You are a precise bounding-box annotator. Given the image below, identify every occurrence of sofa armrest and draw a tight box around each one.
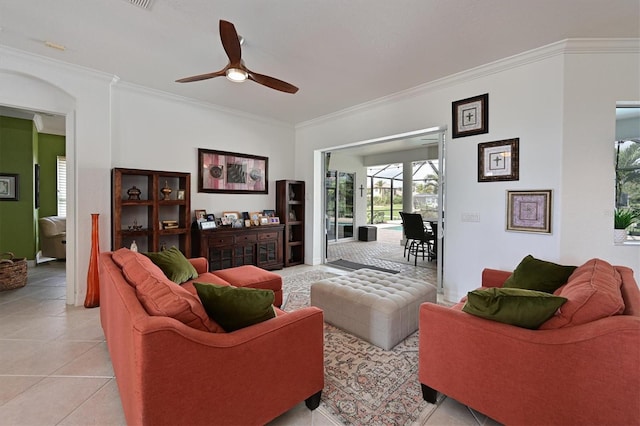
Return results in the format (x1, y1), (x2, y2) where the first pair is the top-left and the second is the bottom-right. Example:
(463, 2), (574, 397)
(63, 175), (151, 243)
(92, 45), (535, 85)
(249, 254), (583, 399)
(418, 302), (640, 425)
(480, 268), (511, 287)
(188, 257), (209, 274)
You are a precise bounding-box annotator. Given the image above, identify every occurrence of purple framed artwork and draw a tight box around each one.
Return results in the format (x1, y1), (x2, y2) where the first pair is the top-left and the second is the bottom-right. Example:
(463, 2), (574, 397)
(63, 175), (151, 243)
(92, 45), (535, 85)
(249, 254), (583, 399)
(506, 190), (552, 233)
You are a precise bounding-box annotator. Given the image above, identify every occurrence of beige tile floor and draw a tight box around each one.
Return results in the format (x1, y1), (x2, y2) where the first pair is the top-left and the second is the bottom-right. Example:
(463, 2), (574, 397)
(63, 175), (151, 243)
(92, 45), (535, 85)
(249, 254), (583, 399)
(0, 230), (500, 425)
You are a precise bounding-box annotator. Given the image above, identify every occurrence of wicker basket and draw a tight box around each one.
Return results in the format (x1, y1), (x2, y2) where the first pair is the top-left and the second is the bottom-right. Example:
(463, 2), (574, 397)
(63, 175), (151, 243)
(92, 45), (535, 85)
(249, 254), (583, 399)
(0, 252), (27, 291)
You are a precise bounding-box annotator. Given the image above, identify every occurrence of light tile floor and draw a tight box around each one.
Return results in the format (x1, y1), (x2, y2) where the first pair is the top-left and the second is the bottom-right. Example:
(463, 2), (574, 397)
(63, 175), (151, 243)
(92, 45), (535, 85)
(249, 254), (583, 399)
(0, 230), (501, 425)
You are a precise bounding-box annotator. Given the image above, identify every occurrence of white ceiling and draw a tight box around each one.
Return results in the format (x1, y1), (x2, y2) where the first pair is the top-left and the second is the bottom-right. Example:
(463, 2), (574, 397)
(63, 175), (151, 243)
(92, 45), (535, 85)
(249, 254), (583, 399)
(1, 0), (638, 127)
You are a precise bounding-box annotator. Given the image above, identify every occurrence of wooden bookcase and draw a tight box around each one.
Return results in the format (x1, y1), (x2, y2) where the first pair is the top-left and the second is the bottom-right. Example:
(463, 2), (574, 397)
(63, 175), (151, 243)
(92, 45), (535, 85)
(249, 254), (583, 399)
(112, 168), (191, 256)
(276, 180), (305, 266)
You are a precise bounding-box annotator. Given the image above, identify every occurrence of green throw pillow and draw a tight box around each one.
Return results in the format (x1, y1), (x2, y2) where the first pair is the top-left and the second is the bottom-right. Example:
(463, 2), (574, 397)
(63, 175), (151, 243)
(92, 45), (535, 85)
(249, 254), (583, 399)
(462, 287), (567, 329)
(503, 255), (577, 293)
(194, 283), (276, 332)
(143, 246), (198, 284)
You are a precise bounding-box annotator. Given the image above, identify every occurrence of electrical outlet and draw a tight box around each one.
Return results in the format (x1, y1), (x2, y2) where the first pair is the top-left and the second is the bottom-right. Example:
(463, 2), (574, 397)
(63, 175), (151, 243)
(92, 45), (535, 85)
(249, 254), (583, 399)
(461, 212), (480, 222)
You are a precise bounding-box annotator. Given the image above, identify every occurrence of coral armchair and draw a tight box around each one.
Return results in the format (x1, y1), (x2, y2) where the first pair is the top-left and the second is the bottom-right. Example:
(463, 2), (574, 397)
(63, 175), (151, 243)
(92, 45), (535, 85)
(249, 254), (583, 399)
(419, 266), (640, 426)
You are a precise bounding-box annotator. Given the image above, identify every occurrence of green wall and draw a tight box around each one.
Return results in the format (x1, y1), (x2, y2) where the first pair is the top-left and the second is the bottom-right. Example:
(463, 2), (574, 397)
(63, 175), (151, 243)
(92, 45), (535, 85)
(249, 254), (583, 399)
(0, 116), (36, 259)
(38, 133), (65, 218)
(0, 117), (65, 260)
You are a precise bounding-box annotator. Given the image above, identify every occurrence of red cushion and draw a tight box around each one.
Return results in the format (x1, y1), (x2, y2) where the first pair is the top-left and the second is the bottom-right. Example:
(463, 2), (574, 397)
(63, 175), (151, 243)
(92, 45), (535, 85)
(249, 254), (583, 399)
(212, 265), (281, 292)
(181, 272), (232, 295)
(540, 258), (625, 329)
(111, 248), (224, 333)
(212, 265), (283, 307)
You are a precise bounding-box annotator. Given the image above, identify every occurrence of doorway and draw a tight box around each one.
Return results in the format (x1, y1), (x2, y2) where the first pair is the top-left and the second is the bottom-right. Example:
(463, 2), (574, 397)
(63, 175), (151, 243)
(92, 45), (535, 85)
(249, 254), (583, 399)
(320, 127), (446, 290)
(325, 170), (355, 243)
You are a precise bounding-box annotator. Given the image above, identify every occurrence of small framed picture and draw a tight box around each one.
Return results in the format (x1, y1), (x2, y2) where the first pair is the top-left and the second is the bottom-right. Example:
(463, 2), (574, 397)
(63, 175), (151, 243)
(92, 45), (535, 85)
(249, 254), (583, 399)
(244, 219), (252, 227)
(478, 138), (519, 182)
(0, 173), (19, 201)
(263, 209), (275, 218)
(194, 209), (207, 222)
(452, 93), (489, 138)
(260, 217), (269, 225)
(222, 211), (241, 221)
(200, 221), (217, 230)
(206, 213), (215, 222)
(506, 190), (552, 234)
(270, 217), (280, 224)
(177, 190), (185, 200)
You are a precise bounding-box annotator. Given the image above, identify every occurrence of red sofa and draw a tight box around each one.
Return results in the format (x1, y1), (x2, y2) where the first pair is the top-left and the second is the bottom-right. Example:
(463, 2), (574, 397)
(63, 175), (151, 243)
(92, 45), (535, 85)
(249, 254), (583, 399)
(419, 258), (640, 426)
(99, 249), (324, 425)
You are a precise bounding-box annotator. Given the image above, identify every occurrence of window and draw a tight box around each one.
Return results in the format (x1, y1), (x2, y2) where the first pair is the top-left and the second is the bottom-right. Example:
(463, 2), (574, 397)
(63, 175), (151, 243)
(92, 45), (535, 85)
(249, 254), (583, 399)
(56, 156), (66, 217)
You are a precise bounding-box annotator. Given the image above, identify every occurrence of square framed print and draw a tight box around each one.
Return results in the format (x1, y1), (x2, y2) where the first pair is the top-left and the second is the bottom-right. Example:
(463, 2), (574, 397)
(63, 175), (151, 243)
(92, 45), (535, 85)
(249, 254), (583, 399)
(452, 93), (489, 138)
(506, 190), (552, 233)
(0, 173), (19, 201)
(198, 149), (268, 194)
(478, 138), (519, 182)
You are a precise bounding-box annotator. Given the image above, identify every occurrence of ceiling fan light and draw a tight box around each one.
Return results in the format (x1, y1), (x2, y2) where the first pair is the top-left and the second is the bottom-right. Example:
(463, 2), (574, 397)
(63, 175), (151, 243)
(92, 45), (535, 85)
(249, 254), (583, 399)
(226, 68), (248, 82)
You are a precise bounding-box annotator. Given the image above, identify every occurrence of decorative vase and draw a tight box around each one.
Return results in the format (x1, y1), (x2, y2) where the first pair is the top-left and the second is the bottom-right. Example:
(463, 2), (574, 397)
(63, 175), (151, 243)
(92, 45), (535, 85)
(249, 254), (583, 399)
(614, 228), (628, 244)
(84, 213), (100, 308)
(126, 185), (141, 200)
(161, 180), (172, 200)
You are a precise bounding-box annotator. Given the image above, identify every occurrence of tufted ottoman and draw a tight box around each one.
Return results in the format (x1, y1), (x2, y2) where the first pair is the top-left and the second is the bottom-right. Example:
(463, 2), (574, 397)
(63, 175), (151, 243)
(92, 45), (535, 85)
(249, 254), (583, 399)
(310, 269), (437, 350)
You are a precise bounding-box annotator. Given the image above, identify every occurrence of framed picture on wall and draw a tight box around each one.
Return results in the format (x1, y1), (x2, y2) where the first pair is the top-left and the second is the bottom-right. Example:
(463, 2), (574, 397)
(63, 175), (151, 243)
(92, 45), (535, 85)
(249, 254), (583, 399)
(0, 173), (19, 201)
(506, 190), (552, 233)
(198, 149), (268, 194)
(452, 93), (489, 138)
(478, 138), (519, 182)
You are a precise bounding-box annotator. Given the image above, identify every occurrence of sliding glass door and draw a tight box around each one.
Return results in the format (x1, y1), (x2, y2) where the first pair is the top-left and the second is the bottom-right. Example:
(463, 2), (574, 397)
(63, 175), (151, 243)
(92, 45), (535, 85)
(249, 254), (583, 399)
(325, 170), (355, 243)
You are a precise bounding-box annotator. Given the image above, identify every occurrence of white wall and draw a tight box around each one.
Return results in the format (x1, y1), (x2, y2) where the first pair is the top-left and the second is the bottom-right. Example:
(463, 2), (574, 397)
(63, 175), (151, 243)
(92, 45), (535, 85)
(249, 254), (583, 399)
(111, 84), (295, 218)
(559, 45), (640, 268)
(1, 46), (113, 305)
(1, 47), (295, 306)
(296, 39), (640, 302)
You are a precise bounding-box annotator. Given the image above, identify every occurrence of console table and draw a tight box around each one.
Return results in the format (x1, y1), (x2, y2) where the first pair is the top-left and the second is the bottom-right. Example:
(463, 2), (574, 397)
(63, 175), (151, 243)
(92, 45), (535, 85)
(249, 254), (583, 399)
(192, 225), (284, 271)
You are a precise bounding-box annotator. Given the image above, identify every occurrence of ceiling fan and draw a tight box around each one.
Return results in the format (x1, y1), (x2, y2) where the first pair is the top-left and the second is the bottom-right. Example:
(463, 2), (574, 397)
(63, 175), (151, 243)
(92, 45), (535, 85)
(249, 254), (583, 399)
(176, 20), (299, 94)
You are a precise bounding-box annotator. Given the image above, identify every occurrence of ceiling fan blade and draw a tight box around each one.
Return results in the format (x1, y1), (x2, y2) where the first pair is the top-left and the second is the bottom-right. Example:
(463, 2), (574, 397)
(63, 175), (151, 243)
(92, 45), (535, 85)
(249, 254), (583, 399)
(247, 70), (299, 94)
(219, 20), (242, 65)
(175, 69), (226, 83)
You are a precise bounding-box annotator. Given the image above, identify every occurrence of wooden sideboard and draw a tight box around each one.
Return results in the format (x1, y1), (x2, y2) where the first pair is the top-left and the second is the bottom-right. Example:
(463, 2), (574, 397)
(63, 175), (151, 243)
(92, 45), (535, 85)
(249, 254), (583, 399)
(192, 225), (284, 271)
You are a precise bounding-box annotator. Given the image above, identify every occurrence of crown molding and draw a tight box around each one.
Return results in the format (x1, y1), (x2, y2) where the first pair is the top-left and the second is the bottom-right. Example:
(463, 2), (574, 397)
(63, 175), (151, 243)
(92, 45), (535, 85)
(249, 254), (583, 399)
(297, 38), (639, 129)
(112, 80), (294, 129)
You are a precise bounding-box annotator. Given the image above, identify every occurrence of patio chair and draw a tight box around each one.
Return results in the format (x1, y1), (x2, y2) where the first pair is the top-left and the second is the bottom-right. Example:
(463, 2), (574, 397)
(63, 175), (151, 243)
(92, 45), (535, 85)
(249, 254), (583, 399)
(401, 212), (434, 266)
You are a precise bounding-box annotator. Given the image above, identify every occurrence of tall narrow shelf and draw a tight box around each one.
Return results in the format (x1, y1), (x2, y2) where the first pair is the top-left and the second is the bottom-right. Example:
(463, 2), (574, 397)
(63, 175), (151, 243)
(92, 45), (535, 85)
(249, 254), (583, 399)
(112, 168), (191, 256)
(276, 180), (305, 266)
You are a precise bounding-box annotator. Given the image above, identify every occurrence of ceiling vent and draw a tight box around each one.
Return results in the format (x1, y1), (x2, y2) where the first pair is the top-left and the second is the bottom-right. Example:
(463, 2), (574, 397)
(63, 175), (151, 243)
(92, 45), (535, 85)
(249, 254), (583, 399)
(126, 0), (153, 10)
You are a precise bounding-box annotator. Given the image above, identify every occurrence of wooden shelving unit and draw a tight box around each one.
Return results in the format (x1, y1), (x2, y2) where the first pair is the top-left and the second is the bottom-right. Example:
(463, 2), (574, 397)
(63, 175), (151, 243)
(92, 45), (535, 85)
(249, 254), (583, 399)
(276, 180), (305, 266)
(112, 168), (191, 256)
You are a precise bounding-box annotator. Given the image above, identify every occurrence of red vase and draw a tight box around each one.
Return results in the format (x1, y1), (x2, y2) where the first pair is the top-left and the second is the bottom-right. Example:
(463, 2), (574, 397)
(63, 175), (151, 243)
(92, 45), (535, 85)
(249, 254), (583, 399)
(84, 213), (100, 308)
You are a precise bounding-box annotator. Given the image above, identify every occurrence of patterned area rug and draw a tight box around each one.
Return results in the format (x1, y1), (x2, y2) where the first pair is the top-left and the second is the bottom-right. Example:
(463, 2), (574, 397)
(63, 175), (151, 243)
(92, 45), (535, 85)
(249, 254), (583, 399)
(282, 270), (438, 425)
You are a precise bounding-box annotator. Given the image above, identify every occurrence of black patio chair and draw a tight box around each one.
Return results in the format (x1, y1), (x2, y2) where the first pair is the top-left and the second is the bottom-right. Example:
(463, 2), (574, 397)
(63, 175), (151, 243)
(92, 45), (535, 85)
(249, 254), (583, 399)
(401, 212), (434, 266)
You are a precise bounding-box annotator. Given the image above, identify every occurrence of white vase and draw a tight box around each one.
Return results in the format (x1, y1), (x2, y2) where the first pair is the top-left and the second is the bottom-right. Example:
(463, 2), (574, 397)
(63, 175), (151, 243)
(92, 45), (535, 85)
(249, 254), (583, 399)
(614, 229), (628, 244)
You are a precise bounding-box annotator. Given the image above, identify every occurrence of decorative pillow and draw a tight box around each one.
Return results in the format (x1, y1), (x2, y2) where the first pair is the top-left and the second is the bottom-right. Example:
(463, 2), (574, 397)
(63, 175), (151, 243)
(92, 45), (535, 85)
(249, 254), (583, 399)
(539, 258), (625, 329)
(143, 246), (198, 284)
(462, 287), (567, 329)
(503, 255), (577, 293)
(111, 249), (224, 333)
(194, 283), (276, 332)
